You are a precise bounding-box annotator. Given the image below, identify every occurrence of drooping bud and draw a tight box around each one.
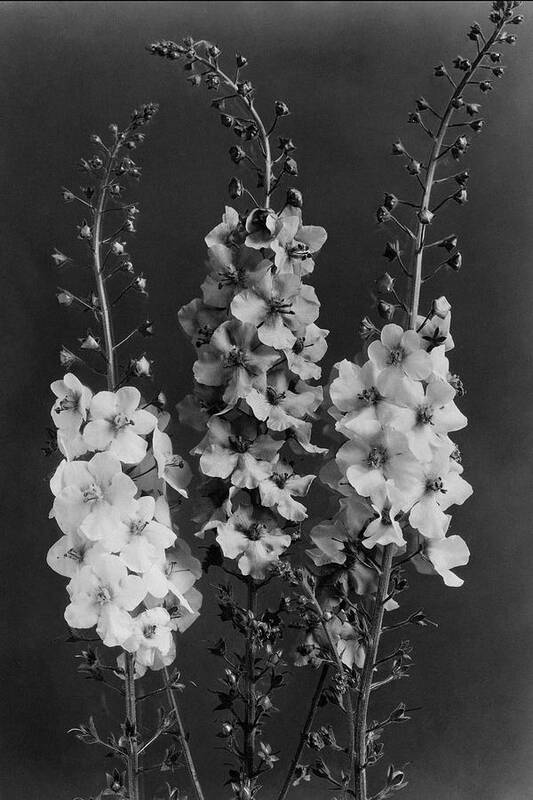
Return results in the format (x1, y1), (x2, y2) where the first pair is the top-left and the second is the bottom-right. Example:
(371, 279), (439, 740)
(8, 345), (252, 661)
(56, 290), (74, 306)
(447, 252), (462, 271)
(134, 275), (148, 295)
(406, 159), (421, 175)
(439, 234), (458, 251)
(59, 347), (81, 368)
(51, 249), (70, 267)
(375, 272), (395, 293)
(360, 316), (379, 340)
(228, 177), (243, 200)
(275, 100), (290, 117)
(376, 206), (391, 224)
(79, 332), (101, 350)
(61, 188), (75, 203)
(391, 140), (406, 155)
(431, 296), (451, 318)
(383, 241), (401, 262)
(220, 113), (233, 128)
(138, 320), (154, 337)
(453, 188), (468, 204)
(383, 193), (399, 210)
(416, 97), (430, 111)
(229, 145), (246, 164)
(286, 187), (303, 208)
(283, 157), (298, 176)
(236, 52), (248, 68)
(377, 300), (396, 321)
(130, 354), (153, 377)
(78, 221), (92, 240)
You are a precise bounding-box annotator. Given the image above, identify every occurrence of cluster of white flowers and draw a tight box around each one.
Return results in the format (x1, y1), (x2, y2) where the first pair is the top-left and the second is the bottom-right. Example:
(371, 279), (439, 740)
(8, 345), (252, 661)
(177, 203), (328, 578)
(48, 376), (202, 674)
(310, 303), (471, 591)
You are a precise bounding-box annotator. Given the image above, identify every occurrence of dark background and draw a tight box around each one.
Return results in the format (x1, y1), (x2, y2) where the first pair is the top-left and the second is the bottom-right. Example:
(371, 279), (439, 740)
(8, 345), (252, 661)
(2, 2), (533, 798)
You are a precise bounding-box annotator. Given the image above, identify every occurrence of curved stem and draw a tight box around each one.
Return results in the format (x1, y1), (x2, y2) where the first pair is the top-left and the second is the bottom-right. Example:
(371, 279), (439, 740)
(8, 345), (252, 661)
(91, 136), (139, 800)
(407, 18), (506, 328)
(191, 50), (272, 201)
(276, 663), (329, 800)
(163, 666), (206, 800)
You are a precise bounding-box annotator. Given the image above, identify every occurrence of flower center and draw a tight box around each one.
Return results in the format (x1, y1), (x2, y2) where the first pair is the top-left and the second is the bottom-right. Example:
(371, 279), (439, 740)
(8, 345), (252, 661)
(426, 476), (446, 493)
(195, 324), (214, 348)
(247, 522), (266, 541)
(272, 472), (289, 488)
(381, 508), (393, 526)
(224, 347), (247, 369)
(229, 435), (251, 454)
(143, 624), (157, 639)
(367, 445), (388, 470)
(57, 393), (79, 412)
(388, 346), (405, 366)
(95, 585), (112, 604)
(130, 518), (148, 536)
(416, 404), (434, 425)
(292, 337), (305, 355)
(266, 387), (286, 406)
(357, 387), (381, 405)
(269, 297), (293, 316)
(288, 241), (310, 260)
(113, 412), (132, 430)
(82, 482), (103, 503)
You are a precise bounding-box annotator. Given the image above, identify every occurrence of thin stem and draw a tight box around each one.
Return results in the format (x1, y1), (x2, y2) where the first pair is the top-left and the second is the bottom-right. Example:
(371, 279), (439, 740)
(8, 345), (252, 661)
(407, 18), (506, 328)
(244, 578), (258, 779)
(125, 653), (140, 800)
(163, 667), (206, 800)
(276, 663), (329, 800)
(353, 546), (394, 800)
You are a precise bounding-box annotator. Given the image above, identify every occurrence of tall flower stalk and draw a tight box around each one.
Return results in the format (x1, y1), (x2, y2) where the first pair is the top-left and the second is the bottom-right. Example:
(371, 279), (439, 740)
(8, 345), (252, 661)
(48, 106), (204, 800)
(149, 37), (329, 798)
(279, 2), (524, 799)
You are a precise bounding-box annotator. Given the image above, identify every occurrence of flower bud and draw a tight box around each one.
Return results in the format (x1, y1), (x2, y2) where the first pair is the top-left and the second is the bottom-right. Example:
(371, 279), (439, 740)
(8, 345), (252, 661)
(447, 252), (462, 271)
(383, 193), (398, 210)
(467, 22), (482, 40)
(431, 295), (451, 318)
(61, 188), (75, 203)
(130, 354), (153, 377)
(360, 316), (378, 340)
(418, 208), (434, 225)
(466, 102), (481, 116)
(383, 241), (400, 261)
(134, 276), (148, 294)
(492, 66), (505, 77)
(278, 136), (295, 153)
(453, 188), (468, 204)
(237, 80), (253, 96)
(79, 333), (101, 350)
(455, 171), (469, 186)
(453, 55), (471, 71)
(377, 300), (396, 321)
(207, 43), (221, 58)
(220, 113), (233, 128)
(236, 52), (248, 68)
(489, 51), (502, 62)
(469, 118), (484, 133)
(376, 206), (391, 223)
(138, 320), (154, 337)
(451, 96), (465, 109)
(220, 721), (233, 737)
(408, 111), (422, 124)
(479, 80), (493, 92)
(56, 291), (74, 306)
(60, 347), (81, 368)
(111, 241), (126, 256)
(229, 145), (246, 164)
(51, 249), (70, 267)
(439, 234), (458, 251)
(406, 159), (421, 175)
(391, 140), (406, 155)
(228, 177), (243, 200)
(499, 32), (517, 43)
(434, 63), (447, 77)
(78, 221), (92, 240)
(416, 97), (430, 111)
(375, 272), (395, 293)
(286, 187), (303, 208)
(275, 100), (290, 116)
(512, 14), (524, 23)
(283, 157), (298, 176)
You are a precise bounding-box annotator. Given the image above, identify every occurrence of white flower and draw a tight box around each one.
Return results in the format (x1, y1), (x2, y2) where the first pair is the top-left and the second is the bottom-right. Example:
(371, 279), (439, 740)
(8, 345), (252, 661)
(119, 496), (176, 574)
(65, 553), (146, 648)
(423, 534), (470, 586)
(381, 378), (467, 461)
(52, 452), (137, 542)
(84, 387), (156, 464)
(330, 359), (391, 438)
(205, 205), (242, 261)
(362, 481), (406, 549)
(336, 427), (420, 498)
(417, 310), (454, 352)
(246, 370), (318, 431)
(214, 506), (291, 579)
(283, 323), (328, 380)
(367, 323), (432, 394)
(258, 462), (314, 522)
(271, 208), (327, 276)
(128, 607), (174, 669)
(153, 427), (192, 496)
(193, 417), (282, 489)
(50, 373), (92, 432)
(408, 448), (473, 539)
(47, 530), (93, 578)
(308, 497), (373, 566)
(231, 271), (320, 350)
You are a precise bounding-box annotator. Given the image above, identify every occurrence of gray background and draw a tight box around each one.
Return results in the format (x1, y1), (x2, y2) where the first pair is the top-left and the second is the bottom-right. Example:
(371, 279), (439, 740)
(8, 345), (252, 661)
(1, 2), (533, 798)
